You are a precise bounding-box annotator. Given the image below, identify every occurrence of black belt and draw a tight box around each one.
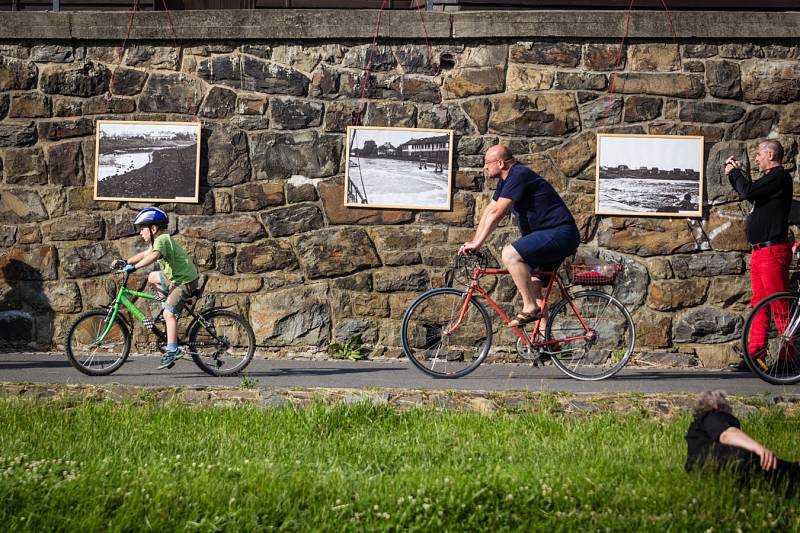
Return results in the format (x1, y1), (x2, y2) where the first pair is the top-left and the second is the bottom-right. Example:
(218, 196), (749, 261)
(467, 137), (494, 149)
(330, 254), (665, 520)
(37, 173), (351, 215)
(752, 238), (789, 250)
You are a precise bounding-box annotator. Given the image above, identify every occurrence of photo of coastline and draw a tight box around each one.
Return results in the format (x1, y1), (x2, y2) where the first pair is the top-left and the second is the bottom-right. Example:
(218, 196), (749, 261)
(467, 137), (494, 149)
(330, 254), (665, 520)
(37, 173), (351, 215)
(345, 126), (454, 210)
(94, 121), (201, 203)
(595, 134), (704, 217)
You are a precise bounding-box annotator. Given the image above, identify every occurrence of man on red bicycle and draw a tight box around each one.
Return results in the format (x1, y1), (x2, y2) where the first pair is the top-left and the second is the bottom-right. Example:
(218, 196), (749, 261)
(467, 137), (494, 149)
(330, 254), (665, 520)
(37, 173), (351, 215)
(460, 144), (580, 327)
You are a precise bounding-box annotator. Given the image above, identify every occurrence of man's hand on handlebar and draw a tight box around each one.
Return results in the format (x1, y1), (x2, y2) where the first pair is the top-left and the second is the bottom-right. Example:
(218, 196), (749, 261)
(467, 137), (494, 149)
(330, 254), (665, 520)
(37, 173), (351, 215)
(459, 242), (480, 256)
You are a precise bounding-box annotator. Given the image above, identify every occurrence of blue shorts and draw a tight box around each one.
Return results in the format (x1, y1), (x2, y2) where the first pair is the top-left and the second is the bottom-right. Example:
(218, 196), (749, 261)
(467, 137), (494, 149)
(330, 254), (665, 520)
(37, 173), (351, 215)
(512, 224), (581, 273)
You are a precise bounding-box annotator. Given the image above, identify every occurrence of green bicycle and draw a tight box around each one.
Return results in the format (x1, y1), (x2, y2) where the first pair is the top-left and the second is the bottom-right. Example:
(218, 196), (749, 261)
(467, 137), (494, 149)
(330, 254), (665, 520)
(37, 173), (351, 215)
(65, 267), (256, 377)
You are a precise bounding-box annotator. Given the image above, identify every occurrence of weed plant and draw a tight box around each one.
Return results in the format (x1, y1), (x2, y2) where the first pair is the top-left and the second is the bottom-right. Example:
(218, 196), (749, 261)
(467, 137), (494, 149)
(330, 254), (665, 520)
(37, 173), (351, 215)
(0, 398), (798, 531)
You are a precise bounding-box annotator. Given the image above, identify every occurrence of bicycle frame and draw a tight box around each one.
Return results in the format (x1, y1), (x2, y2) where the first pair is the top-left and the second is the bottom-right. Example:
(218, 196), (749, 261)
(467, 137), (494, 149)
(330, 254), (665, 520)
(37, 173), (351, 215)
(97, 273), (161, 343)
(454, 266), (593, 350)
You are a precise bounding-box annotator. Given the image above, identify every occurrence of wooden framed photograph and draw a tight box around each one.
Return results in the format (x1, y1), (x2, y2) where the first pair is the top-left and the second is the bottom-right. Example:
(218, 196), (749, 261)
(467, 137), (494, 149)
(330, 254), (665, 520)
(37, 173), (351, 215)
(345, 126), (454, 210)
(595, 133), (704, 217)
(94, 120), (201, 203)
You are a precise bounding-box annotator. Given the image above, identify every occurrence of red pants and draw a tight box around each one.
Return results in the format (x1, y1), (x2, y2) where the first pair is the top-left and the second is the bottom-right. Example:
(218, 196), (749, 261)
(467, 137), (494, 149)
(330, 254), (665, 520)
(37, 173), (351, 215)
(748, 243), (793, 357)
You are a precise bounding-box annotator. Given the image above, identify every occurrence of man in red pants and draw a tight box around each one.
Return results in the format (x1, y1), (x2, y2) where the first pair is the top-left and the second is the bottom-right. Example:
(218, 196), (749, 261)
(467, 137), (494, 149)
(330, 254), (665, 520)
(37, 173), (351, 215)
(725, 139), (793, 371)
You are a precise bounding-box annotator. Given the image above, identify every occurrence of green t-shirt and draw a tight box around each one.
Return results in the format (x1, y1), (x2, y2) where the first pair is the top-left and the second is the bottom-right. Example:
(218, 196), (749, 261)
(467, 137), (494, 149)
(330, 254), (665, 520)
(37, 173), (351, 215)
(152, 233), (199, 285)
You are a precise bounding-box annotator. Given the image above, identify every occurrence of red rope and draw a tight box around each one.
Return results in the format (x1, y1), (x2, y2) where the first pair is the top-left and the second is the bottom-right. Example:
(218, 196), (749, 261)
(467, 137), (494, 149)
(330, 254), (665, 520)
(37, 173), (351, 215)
(413, 0), (448, 128)
(105, 0), (141, 113)
(354, 0), (390, 127)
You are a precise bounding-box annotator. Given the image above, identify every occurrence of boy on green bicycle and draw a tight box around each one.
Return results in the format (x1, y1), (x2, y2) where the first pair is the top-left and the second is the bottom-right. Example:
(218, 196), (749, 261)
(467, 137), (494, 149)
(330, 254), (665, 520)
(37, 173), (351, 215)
(112, 207), (199, 369)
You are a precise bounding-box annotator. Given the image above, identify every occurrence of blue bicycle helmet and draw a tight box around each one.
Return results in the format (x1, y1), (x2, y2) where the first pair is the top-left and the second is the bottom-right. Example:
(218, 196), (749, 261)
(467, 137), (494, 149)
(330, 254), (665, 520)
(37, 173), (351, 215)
(133, 207), (169, 229)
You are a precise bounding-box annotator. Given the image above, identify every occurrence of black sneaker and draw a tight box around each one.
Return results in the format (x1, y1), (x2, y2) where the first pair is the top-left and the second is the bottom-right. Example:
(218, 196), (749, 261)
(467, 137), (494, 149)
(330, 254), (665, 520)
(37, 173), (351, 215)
(727, 359), (751, 372)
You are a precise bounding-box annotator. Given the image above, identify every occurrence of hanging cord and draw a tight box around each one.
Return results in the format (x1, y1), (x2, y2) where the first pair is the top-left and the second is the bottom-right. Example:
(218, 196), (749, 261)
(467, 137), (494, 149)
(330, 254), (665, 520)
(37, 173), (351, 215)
(412, 0), (449, 128)
(105, 0), (182, 114)
(353, 0), (390, 127)
(349, 128), (370, 204)
(105, 0), (141, 113)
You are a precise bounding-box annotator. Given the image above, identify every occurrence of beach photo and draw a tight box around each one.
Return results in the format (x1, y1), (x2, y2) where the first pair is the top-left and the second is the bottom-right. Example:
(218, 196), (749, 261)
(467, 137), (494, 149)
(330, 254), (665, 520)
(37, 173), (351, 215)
(345, 126), (454, 210)
(595, 134), (704, 217)
(94, 120), (201, 203)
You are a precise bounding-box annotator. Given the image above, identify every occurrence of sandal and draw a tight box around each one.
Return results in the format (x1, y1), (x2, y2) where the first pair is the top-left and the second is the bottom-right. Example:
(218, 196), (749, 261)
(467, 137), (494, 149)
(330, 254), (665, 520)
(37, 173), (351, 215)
(508, 308), (542, 327)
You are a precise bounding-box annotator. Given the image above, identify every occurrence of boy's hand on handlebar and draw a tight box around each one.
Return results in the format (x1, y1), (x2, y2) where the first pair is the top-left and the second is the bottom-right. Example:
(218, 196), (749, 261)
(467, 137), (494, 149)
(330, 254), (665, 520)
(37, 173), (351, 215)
(122, 264), (137, 273)
(111, 259), (127, 270)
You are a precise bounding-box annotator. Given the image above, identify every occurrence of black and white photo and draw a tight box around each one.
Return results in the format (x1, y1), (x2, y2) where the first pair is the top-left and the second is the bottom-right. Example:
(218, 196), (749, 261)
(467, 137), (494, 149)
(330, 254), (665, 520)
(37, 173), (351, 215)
(94, 120), (201, 203)
(345, 126), (453, 210)
(595, 134), (704, 217)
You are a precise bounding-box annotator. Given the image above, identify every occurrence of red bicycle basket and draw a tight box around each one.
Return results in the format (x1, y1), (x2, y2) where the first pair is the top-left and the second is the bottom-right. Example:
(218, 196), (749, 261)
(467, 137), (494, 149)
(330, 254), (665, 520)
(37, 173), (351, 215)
(567, 262), (624, 285)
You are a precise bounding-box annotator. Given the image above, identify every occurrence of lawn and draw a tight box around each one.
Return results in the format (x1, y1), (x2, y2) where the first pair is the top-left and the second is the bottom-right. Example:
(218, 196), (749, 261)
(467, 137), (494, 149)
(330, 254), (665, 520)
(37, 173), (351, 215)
(1, 396), (798, 531)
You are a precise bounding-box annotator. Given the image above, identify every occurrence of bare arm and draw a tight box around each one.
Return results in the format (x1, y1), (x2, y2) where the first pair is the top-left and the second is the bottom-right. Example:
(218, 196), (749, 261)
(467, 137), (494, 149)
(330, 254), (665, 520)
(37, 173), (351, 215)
(462, 198), (513, 253)
(719, 427), (778, 471)
(127, 250), (161, 270)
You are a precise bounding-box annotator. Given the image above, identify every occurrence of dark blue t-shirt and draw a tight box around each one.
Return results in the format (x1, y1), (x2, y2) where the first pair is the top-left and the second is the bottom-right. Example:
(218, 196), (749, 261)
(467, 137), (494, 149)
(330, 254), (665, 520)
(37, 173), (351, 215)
(492, 163), (576, 236)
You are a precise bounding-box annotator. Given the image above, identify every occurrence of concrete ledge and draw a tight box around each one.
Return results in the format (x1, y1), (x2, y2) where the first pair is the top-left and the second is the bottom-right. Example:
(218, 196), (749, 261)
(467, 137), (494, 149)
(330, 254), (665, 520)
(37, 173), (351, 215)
(1, 10), (799, 41)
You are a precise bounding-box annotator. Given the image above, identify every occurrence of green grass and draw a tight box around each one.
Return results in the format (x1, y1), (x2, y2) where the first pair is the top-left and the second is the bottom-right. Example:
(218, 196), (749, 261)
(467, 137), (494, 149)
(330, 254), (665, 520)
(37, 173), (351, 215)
(1, 398), (799, 531)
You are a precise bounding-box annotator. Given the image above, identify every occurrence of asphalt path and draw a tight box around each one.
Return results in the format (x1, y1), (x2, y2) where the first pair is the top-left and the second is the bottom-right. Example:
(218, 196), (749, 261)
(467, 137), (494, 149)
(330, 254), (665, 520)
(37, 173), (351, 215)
(1, 353), (798, 395)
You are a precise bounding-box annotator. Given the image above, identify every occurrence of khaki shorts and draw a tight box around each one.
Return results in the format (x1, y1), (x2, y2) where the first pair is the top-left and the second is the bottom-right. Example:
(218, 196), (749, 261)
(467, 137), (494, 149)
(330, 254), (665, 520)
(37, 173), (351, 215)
(158, 272), (198, 315)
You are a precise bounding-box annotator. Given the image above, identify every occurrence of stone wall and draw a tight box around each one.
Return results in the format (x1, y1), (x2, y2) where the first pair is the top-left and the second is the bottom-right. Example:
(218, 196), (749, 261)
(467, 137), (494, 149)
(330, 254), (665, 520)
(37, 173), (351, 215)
(2, 10), (800, 366)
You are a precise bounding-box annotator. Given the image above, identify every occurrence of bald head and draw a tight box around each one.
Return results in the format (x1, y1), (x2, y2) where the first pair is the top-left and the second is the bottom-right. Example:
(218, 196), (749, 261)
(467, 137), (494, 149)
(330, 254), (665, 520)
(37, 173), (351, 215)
(760, 139), (784, 162)
(486, 144), (514, 162)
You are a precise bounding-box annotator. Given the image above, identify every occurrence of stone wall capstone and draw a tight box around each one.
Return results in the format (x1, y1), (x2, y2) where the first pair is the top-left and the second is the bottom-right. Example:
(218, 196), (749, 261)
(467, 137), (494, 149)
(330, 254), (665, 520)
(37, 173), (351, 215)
(1, 10), (799, 367)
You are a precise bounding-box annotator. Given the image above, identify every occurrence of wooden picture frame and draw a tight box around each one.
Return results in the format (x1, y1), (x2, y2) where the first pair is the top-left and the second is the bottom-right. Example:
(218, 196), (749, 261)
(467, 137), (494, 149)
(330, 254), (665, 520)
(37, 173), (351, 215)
(595, 133), (704, 217)
(94, 120), (201, 203)
(345, 126), (454, 210)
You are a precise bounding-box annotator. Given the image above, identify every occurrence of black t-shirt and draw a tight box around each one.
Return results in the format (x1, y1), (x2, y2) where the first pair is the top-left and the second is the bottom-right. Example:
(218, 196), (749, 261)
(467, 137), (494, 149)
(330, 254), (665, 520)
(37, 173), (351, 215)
(492, 163), (576, 236)
(685, 410), (741, 471)
(728, 166), (793, 244)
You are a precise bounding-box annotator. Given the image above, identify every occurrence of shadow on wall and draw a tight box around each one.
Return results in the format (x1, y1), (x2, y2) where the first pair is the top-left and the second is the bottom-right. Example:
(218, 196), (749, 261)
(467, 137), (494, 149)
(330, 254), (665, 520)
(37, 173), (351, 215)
(0, 260), (53, 353)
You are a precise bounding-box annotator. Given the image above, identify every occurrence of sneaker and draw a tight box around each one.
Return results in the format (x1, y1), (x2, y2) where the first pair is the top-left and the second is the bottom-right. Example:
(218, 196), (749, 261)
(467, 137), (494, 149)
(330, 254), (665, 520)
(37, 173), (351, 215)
(727, 359), (751, 372)
(157, 348), (184, 369)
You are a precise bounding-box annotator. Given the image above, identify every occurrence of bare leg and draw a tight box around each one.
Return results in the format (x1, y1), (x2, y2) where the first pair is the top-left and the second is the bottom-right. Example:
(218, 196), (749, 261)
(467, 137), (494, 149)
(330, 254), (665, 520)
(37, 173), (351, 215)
(502, 245), (539, 314)
(147, 271), (177, 346)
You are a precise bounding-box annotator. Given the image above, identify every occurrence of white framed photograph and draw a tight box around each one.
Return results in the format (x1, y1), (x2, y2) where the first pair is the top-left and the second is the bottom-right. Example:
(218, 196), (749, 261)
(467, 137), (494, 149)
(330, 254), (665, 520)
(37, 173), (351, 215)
(596, 133), (704, 217)
(94, 120), (201, 203)
(345, 126), (454, 210)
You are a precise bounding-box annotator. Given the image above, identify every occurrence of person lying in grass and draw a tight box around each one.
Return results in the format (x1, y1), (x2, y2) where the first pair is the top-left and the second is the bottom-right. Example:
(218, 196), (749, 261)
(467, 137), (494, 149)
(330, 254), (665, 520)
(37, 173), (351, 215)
(685, 390), (800, 497)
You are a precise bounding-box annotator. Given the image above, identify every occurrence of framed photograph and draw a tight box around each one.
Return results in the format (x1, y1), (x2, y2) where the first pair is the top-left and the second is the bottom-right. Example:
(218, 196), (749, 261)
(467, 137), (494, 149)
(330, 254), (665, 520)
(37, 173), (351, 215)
(595, 134), (704, 217)
(345, 126), (454, 210)
(94, 120), (201, 203)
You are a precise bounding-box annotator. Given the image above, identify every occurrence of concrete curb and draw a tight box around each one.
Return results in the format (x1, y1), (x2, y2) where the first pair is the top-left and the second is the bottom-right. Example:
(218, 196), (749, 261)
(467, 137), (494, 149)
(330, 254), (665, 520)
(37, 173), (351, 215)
(2, 382), (798, 418)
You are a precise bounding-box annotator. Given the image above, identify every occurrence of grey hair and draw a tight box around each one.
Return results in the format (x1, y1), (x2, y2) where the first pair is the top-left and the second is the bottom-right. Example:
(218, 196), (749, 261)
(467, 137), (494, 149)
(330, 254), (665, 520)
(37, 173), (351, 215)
(693, 390), (732, 416)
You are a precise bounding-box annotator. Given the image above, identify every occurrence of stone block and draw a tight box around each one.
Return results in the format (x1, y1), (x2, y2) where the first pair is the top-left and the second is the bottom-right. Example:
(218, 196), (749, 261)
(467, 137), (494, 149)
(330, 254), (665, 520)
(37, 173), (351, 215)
(4, 147), (46, 185)
(608, 72), (704, 98)
(179, 214), (266, 243)
(39, 61), (110, 97)
(270, 98), (324, 129)
(443, 66), (504, 99)
(0, 189), (48, 223)
(623, 95), (662, 123)
(741, 59), (800, 104)
(554, 71), (607, 91)
(548, 131), (595, 178)
(232, 182), (284, 211)
(584, 43), (624, 70)
(597, 218), (696, 257)
(510, 42), (580, 67)
(705, 60), (741, 99)
(109, 67), (147, 96)
(295, 227), (381, 279)
(124, 46), (180, 70)
(678, 101), (744, 123)
(0, 121), (37, 147)
(60, 242), (119, 278)
(8, 93), (50, 118)
(46, 140), (84, 186)
(197, 55), (309, 96)
(671, 252), (744, 278)
(460, 98), (491, 135)
(250, 284), (331, 346)
(0, 56), (37, 91)
(262, 204), (324, 237)
(506, 64), (553, 92)
(236, 240), (297, 273)
(0, 245), (58, 281)
(673, 307), (742, 344)
(44, 213), (104, 241)
(488, 93), (579, 136)
(205, 122), (251, 187)
(138, 72), (205, 114)
(627, 44), (680, 71)
(199, 86), (237, 119)
(647, 278), (708, 311)
(373, 267), (429, 293)
(250, 131), (341, 180)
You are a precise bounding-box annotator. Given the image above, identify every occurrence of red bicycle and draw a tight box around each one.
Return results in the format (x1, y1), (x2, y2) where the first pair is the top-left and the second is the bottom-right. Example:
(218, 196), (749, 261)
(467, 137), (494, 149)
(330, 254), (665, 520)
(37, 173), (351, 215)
(400, 251), (635, 380)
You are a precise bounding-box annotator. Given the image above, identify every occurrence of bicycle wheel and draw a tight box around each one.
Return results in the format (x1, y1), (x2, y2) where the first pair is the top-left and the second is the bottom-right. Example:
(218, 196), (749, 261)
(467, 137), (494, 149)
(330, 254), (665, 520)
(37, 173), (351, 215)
(65, 310), (131, 376)
(400, 288), (493, 378)
(545, 290), (634, 381)
(187, 309), (256, 376)
(742, 292), (800, 385)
